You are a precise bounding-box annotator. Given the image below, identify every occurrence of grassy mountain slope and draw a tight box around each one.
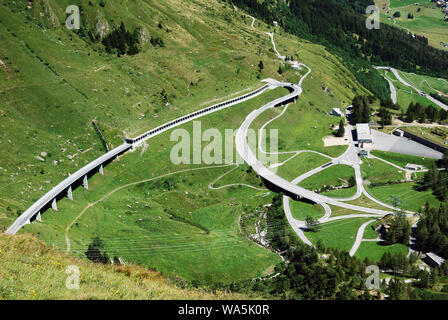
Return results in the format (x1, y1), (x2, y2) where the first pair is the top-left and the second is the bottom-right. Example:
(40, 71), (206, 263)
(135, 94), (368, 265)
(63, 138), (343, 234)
(0, 233), (253, 299)
(1, 0), (375, 289)
(0, 0), (291, 228)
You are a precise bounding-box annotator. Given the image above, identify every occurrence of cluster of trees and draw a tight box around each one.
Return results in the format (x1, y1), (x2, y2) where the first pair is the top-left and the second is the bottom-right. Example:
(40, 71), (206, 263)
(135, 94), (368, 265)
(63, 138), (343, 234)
(351, 95), (373, 124)
(418, 155), (448, 201)
(150, 36), (165, 48)
(213, 193), (446, 300)
(265, 195), (300, 253)
(414, 265), (448, 289)
(379, 252), (413, 273)
(335, 119), (345, 137)
(228, 0), (448, 103)
(245, 194), (373, 299)
(85, 237), (110, 264)
(415, 203), (448, 258)
(305, 216), (320, 232)
(263, 245), (373, 299)
(378, 107), (392, 127)
(224, 239), (375, 298)
(381, 99), (401, 110)
(257, 60), (264, 79)
(383, 212), (411, 245)
(101, 22), (140, 56)
(405, 102), (448, 123)
(377, 250), (448, 299)
(277, 64), (285, 75)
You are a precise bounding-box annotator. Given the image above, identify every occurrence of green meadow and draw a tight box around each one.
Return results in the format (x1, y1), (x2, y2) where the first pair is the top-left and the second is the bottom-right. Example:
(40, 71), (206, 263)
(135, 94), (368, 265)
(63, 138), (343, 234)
(289, 199), (325, 221)
(298, 165), (356, 195)
(376, 0), (448, 51)
(366, 182), (441, 212)
(361, 157), (406, 184)
(306, 218), (373, 252)
(370, 150), (437, 169)
(355, 241), (408, 262)
(19, 87), (289, 284)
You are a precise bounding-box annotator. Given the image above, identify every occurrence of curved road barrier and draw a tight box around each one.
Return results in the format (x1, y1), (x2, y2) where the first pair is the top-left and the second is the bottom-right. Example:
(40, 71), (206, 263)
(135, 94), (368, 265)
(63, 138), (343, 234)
(235, 80), (393, 216)
(127, 84), (271, 147)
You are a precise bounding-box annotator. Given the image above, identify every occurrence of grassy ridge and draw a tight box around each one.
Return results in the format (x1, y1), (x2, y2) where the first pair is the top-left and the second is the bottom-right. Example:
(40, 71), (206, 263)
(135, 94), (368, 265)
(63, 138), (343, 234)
(298, 165), (355, 191)
(371, 150), (437, 168)
(0, 233), (253, 300)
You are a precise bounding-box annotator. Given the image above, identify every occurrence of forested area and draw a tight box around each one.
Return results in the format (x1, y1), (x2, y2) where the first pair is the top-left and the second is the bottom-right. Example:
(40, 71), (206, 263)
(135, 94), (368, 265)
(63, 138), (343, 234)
(222, 195), (375, 299)
(383, 212), (411, 245)
(217, 194), (444, 299)
(416, 204), (448, 259)
(405, 102), (448, 123)
(415, 153), (448, 259)
(378, 106), (392, 126)
(226, 0), (448, 103)
(351, 95), (373, 123)
(418, 156), (448, 202)
(101, 22), (141, 56)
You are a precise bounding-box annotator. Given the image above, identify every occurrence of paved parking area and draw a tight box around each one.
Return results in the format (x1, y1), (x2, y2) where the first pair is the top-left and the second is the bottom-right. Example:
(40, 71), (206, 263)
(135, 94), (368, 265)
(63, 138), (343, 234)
(371, 130), (443, 159)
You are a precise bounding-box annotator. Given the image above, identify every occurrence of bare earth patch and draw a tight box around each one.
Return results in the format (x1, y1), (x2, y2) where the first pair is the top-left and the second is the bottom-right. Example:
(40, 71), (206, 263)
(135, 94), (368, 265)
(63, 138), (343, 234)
(0, 59), (9, 72)
(323, 136), (348, 147)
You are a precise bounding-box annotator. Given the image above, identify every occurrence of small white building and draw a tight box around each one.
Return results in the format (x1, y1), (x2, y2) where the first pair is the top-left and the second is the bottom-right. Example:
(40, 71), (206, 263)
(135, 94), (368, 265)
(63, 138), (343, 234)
(356, 123), (373, 144)
(405, 163), (424, 171)
(273, 21), (278, 26)
(331, 108), (344, 117)
(394, 129), (404, 137)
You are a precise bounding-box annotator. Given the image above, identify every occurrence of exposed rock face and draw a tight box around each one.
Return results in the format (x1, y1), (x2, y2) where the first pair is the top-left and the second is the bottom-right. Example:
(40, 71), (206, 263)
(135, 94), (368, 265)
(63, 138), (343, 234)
(95, 11), (110, 38)
(41, 1), (58, 28)
(140, 29), (148, 45)
(0, 59), (9, 73)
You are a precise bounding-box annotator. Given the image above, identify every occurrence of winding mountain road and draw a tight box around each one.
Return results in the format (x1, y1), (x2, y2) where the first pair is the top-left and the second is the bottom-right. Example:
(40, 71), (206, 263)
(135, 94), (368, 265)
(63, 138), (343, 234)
(376, 66), (448, 110)
(349, 219), (376, 257)
(8, 17), (424, 261)
(233, 30), (425, 257)
(234, 79), (393, 216)
(6, 83), (273, 235)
